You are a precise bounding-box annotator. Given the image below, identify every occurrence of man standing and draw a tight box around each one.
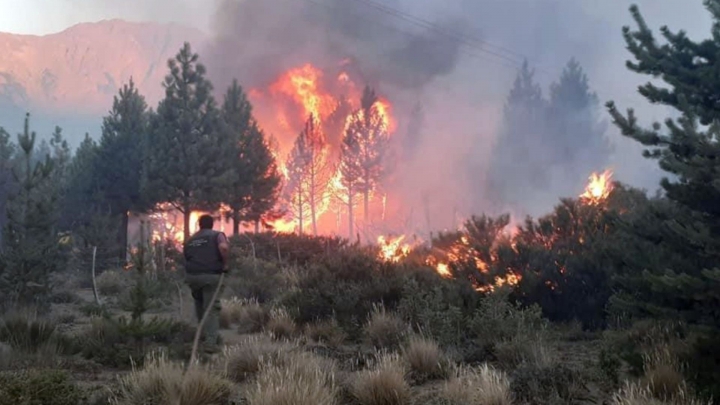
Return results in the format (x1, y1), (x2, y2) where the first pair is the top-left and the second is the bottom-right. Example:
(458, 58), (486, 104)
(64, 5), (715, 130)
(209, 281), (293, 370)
(183, 214), (229, 353)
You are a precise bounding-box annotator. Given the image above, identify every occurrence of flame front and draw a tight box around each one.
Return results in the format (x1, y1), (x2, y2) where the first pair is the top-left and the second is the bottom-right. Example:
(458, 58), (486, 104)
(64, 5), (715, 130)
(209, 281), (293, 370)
(377, 235), (413, 263)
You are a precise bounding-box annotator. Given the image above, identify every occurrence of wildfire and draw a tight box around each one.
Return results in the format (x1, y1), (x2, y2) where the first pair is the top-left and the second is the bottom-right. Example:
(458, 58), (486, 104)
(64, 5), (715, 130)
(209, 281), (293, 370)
(377, 235), (413, 263)
(580, 169), (614, 205)
(270, 64), (337, 122)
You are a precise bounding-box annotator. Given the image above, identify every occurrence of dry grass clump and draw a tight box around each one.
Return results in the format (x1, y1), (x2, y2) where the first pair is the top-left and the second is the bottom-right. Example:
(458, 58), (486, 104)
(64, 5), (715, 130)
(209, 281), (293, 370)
(401, 335), (450, 382)
(114, 351), (233, 405)
(305, 317), (347, 347)
(440, 364), (513, 405)
(96, 269), (126, 296)
(238, 299), (270, 334)
(364, 304), (407, 349)
(266, 308), (296, 339)
(246, 351), (338, 405)
(223, 335), (297, 382)
(351, 353), (411, 405)
(219, 297), (245, 329)
(640, 345), (686, 401)
(612, 382), (710, 405)
(494, 335), (555, 369)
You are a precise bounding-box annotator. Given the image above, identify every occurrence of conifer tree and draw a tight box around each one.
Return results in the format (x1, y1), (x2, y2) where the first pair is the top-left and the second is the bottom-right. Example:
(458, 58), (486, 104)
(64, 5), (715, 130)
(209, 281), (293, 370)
(144, 42), (233, 241)
(547, 59), (611, 196)
(340, 86), (390, 237)
(0, 114), (61, 310)
(95, 79), (149, 253)
(220, 79), (254, 234)
(486, 61), (548, 213)
(285, 115), (330, 235)
(606, 3), (720, 329)
(0, 128), (15, 249)
(243, 126), (282, 233)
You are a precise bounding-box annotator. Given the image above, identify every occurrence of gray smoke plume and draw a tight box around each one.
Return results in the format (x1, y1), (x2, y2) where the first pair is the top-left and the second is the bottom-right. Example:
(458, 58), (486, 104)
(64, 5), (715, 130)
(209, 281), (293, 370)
(200, 0), (712, 235)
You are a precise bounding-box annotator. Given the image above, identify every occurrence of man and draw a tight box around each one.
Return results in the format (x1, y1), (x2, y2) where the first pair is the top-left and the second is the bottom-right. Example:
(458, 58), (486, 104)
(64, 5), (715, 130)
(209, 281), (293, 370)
(183, 214), (229, 353)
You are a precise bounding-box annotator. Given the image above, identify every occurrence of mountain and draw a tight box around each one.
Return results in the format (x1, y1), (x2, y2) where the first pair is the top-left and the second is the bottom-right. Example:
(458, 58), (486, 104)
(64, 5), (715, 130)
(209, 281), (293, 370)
(0, 19), (205, 147)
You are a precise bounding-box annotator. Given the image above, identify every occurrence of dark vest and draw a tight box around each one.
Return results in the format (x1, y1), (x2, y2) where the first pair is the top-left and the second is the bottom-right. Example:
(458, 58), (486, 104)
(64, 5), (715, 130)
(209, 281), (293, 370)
(184, 229), (224, 274)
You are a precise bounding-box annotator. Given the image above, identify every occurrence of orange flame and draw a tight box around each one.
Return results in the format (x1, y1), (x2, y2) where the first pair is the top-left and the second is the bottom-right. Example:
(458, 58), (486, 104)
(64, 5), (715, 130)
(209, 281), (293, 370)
(270, 63), (337, 122)
(580, 169), (613, 205)
(377, 235), (413, 263)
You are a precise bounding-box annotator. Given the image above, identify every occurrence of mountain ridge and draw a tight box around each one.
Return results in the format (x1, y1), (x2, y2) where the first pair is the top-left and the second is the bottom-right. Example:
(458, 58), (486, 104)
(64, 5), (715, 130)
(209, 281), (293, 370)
(0, 19), (206, 145)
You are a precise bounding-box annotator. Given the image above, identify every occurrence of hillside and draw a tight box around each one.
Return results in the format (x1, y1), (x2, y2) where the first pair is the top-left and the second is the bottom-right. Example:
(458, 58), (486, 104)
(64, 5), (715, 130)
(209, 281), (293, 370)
(0, 19), (205, 145)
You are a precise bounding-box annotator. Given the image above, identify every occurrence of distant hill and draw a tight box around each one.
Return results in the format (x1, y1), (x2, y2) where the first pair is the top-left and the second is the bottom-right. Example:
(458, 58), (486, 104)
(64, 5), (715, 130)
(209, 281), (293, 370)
(0, 19), (205, 147)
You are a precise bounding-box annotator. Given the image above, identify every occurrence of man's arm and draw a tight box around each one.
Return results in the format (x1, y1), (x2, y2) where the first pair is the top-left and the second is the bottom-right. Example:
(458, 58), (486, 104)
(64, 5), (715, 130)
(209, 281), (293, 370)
(217, 233), (230, 272)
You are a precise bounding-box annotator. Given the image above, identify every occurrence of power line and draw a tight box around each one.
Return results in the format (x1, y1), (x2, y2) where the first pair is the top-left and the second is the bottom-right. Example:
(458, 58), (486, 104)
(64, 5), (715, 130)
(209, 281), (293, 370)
(350, 0), (529, 66)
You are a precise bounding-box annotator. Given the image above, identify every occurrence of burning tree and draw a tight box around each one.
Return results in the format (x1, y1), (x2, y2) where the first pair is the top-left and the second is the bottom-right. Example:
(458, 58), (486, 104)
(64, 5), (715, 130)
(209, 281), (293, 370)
(340, 86), (390, 238)
(144, 43), (233, 241)
(285, 115), (331, 235)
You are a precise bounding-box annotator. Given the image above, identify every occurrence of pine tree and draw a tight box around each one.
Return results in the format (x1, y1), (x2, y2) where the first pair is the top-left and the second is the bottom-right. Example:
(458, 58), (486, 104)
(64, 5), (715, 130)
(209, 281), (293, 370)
(486, 61), (548, 214)
(285, 115), (331, 235)
(547, 59), (611, 196)
(605, 3), (720, 329)
(0, 114), (61, 311)
(0, 127), (15, 249)
(220, 79), (254, 235)
(95, 79), (149, 254)
(243, 125), (282, 233)
(340, 86), (390, 237)
(144, 42), (233, 241)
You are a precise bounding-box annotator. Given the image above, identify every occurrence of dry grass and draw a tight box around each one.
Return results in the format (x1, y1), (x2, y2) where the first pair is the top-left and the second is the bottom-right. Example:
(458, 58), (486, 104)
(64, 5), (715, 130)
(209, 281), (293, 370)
(305, 317), (347, 347)
(440, 364), (513, 405)
(401, 335), (449, 382)
(238, 299), (270, 334)
(114, 351), (233, 405)
(364, 304), (407, 349)
(219, 297), (245, 329)
(223, 334), (298, 382)
(612, 382), (710, 405)
(640, 345), (685, 401)
(494, 335), (554, 369)
(351, 353), (411, 405)
(266, 308), (296, 339)
(246, 351), (338, 405)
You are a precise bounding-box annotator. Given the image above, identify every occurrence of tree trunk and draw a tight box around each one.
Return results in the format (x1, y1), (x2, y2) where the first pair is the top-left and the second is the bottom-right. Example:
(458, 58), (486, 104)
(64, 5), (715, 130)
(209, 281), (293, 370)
(348, 185), (354, 239)
(298, 192), (304, 234)
(310, 176), (318, 236)
(254, 220), (260, 234)
(363, 188), (369, 238)
(232, 209), (240, 235)
(183, 206), (191, 243)
(118, 211), (129, 263)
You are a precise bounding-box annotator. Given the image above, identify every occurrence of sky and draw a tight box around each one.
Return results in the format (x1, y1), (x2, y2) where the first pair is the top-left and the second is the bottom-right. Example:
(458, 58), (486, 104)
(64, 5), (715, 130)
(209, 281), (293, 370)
(0, 0), (216, 35)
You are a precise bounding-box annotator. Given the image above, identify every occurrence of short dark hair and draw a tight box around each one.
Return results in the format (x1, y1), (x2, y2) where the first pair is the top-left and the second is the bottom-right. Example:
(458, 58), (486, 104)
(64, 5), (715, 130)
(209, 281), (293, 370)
(198, 214), (214, 230)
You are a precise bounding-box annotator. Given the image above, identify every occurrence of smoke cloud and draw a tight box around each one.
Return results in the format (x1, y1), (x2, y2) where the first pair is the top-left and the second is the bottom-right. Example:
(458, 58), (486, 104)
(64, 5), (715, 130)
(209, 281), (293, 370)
(199, 0), (712, 235)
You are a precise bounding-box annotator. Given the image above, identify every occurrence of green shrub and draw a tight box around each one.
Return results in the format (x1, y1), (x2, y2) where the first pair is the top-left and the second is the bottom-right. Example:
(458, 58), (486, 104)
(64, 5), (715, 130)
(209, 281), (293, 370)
(96, 269), (127, 296)
(278, 248), (410, 333)
(226, 257), (284, 303)
(231, 232), (348, 266)
(78, 316), (193, 368)
(0, 369), (83, 405)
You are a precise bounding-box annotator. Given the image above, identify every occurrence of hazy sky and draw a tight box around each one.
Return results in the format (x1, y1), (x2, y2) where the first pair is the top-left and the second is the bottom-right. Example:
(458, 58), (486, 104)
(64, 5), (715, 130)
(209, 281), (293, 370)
(0, 0), (216, 35)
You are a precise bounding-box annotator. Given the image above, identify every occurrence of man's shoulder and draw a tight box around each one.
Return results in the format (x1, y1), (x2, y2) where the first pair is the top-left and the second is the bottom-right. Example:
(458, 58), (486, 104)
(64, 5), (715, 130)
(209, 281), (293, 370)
(217, 232), (228, 244)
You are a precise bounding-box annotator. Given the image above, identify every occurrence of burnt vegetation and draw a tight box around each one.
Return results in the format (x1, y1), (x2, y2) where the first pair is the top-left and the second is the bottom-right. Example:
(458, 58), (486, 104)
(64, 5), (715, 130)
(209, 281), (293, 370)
(0, 3), (720, 405)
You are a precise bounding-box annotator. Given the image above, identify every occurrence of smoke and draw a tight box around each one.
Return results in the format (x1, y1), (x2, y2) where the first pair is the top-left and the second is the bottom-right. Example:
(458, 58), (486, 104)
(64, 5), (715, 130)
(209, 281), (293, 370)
(199, 0), (712, 235)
